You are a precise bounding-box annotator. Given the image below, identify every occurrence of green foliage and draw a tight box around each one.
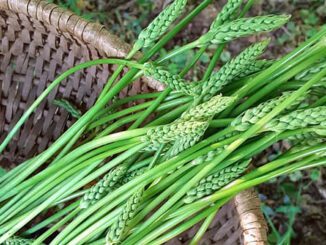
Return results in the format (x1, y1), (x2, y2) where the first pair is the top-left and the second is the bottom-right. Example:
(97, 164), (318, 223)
(276, 2), (323, 45)
(262, 182), (302, 244)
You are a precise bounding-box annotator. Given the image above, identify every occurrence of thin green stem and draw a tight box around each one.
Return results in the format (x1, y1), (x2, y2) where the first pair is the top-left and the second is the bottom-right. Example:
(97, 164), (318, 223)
(202, 45), (225, 81)
(146, 103), (191, 126)
(23, 202), (79, 235)
(98, 48), (139, 101)
(209, 118), (233, 128)
(32, 208), (80, 245)
(0, 162), (99, 243)
(129, 89), (172, 129)
(311, 95), (326, 107)
(139, 201), (225, 244)
(52, 126), (86, 163)
(190, 210), (217, 245)
(232, 48), (326, 115)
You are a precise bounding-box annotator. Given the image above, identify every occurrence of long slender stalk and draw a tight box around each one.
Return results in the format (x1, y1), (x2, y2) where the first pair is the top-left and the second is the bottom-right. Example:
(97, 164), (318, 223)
(32, 208), (80, 245)
(0, 136), (142, 201)
(0, 129), (145, 199)
(190, 210), (217, 245)
(23, 202), (79, 235)
(0, 162), (99, 242)
(98, 48), (139, 101)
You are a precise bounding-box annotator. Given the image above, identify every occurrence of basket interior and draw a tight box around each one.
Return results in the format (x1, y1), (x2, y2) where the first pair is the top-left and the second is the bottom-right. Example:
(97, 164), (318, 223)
(0, 9), (149, 166)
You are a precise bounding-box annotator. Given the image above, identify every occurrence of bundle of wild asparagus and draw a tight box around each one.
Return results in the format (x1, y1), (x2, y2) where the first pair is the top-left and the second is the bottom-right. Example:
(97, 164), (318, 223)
(0, 0), (326, 244)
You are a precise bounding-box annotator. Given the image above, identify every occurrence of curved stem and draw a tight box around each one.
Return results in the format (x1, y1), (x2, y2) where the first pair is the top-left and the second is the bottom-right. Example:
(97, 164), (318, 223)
(157, 42), (199, 64)
(0, 59), (144, 154)
(202, 44), (225, 82)
(129, 89), (172, 129)
(98, 48), (139, 101)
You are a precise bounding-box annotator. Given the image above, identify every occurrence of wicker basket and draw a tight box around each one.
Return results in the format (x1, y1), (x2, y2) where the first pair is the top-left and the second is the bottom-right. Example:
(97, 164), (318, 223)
(0, 0), (268, 244)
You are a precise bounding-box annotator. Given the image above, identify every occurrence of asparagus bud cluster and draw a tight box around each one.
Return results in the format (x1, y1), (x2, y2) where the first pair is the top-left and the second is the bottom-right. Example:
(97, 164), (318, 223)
(184, 160), (250, 203)
(144, 63), (197, 96)
(198, 15), (290, 46)
(210, 0), (243, 29)
(178, 95), (235, 122)
(266, 106), (326, 132)
(4, 237), (35, 245)
(80, 166), (128, 209)
(135, 0), (188, 49)
(107, 189), (143, 243)
(233, 59), (273, 80)
(142, 121), (209, 150)
(191, 147), (224, 165)
(287, 130), (326, 146)
(199, 40), (269, 101)
(231, 92), (306, 131)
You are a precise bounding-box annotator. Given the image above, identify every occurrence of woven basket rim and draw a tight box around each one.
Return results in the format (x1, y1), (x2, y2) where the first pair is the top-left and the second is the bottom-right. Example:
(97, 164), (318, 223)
(0, 0), (268, 244)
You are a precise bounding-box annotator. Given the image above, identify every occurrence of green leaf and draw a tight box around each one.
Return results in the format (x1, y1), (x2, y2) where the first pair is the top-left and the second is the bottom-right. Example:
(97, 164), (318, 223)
(306, 27), (319, 38)
(276, 205), (301, 215)
(220, 50), (231, 63)
(309, 169), (321, 182)
(289, 170), (303, 182)
(268, 232), (278, 244)
(281, 182), (300, 199)
(199, 52), (210, 64)
(300, 10), (319, 25)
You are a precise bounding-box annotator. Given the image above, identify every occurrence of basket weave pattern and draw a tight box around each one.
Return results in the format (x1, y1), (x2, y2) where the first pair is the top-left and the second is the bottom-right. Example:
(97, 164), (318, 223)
(0, 0), (151, 165)
(0, 0), (267, 243)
